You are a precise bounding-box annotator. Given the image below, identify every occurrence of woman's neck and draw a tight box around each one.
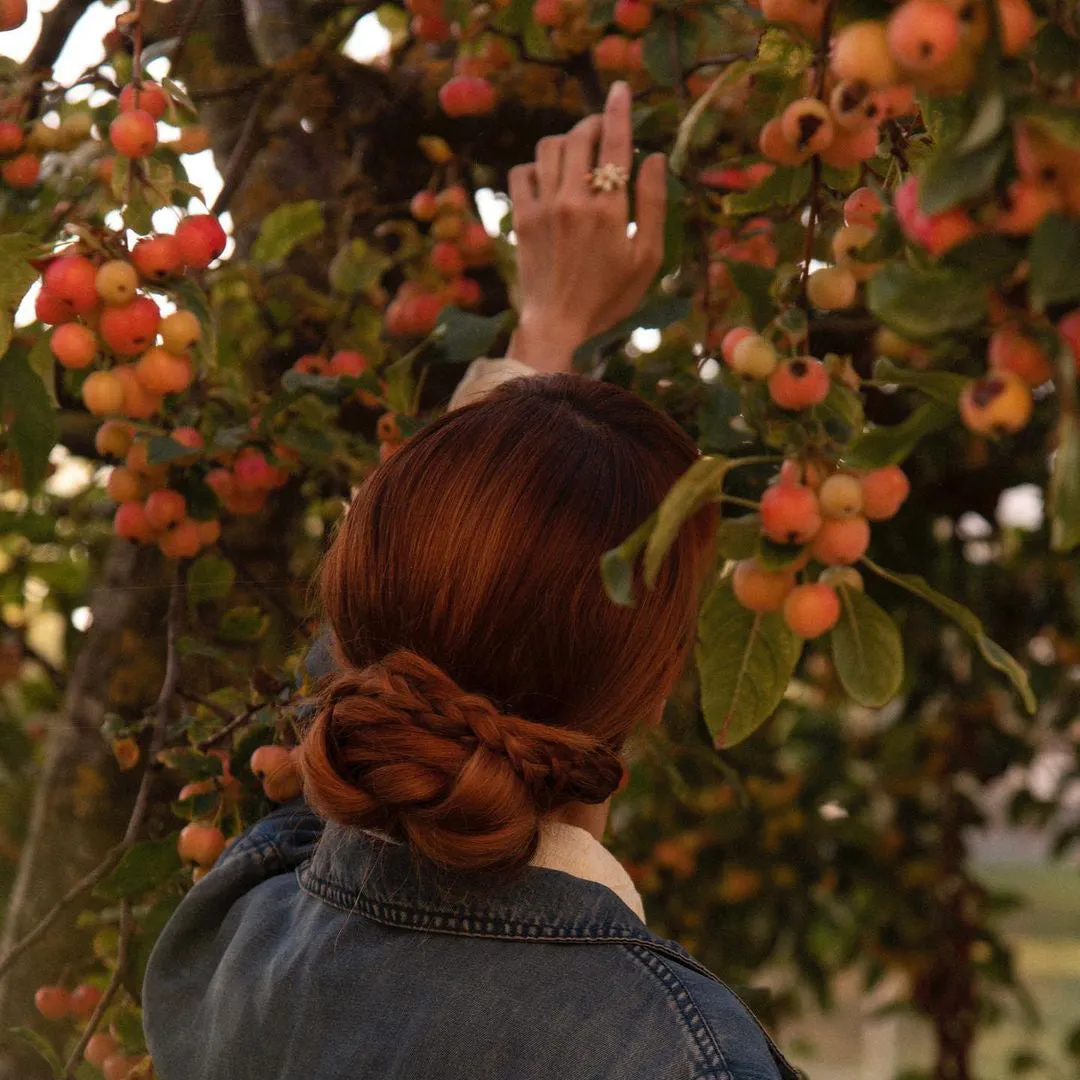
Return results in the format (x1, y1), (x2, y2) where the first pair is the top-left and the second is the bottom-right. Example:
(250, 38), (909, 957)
(548, 799), (610, 842)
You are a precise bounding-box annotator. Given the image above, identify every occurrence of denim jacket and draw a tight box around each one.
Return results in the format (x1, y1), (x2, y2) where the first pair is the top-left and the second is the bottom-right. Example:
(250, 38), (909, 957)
(143, 803), (802, 1080)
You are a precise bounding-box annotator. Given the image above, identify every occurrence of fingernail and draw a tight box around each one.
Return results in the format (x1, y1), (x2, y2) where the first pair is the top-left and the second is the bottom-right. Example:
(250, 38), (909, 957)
(610, 80), (630, 101)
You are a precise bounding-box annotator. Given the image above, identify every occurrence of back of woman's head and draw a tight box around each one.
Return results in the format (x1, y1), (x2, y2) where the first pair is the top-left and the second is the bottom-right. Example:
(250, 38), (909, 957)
(299, 374), (715, 874)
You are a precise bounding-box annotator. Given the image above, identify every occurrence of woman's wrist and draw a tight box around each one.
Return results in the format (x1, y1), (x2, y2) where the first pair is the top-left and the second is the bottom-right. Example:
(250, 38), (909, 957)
(508, 311), (591, 374)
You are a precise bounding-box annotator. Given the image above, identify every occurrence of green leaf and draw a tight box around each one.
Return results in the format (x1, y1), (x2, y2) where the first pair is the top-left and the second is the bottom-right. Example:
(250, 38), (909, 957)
(188, 554), (236, 606)
(95, 837), (184, 900)
(1023, 104), (1080, 152)
(843, 401), (953, 470)
(670, 62), (749, 176)
(830, 588), (904, 707)
(868, 264), (989, 343)
(8, 1027), (63, 1075)
(573, 294), (692, 368)
(861, 557), (1036, 713)
(697, 381), (749, 453)
(725, 260), (775, 329)
(28, 332), (57, 406)
(328, 238), (392, 295)
(147, 434), (194, 464)
(600, 512), (657, 607)
(251, 200), (325, 266)
(942, 233), (1026, 284)
(643, 456), (727, 588)
(640, 16), (698, 86)
(0, 234), (38, 356)
(919, 138), (1008, 215)
(722, 165), (811, 215)
(714, 514), (760, 560)
(756, 536), (809, 570)
(697, 578), (803, 749)
(1028, 214), (1080, 313)
(957, 92), (1007, 153)
(217, 605), (270, 644)
(661, 174), (686, 277)
(872, 358), (968, 406)
(0, 343), (59, 493)
(1049, 411), (1080, 552)
(432, 306), (509, 364)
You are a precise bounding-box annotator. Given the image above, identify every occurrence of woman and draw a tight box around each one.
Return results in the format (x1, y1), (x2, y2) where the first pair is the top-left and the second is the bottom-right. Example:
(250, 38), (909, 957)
(143, 83), (800, 1080)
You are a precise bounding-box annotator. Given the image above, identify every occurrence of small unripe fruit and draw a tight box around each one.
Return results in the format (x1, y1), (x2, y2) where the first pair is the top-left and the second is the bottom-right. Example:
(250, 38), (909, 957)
(811, 515), (871, 565)
(109, 110), (158, 158)
(45, 255), (99, 316)
(438, 75), (497, 118)
(175, 214), (227, 269)
(832, 224), (879, 281)
(114, 501), (152, 541)
(886, 0), (961, 72)
(95, 260), (139, 305)
(100, 296), (161, 355)
(68, 984), (103, 1021)
(844, 187), (884, 228)
(1, 152), (40, 188)
(988, 326), (1052, 386)
(95, 420), (134, 458)
(768, 357), (830, 410)
(82, 371), (125, 415)
(732, 559), (797, 613)
(831, 21), (901, 87)
(250, 744), (303, 802)
(84, 1033), (120, 1069)
(118, 81), (168, 119)
(106, 467), (143, 503)
(410, 191), (438, 221)
(958, 373), (1033, 436)
(818, 473), (864, 518)
(177, 822), (226, 867)
(614, 0), (652, 33)
(820, 566), (864, 590)
(51, 323), (97, 369)
(34, 986), (71, 1020)
(159, 519), (201, 558)
(783, 583), (841, 638)
(131, 234), (184, 282)
(806, 266), (858, 311)
(160, 310), (201, 353)
(760, 482), (823, 545)
(730, 334), (779, 379)
(780, 98), (834, 155)
(860, 465), (911, 520)
(145, 489), (186, 530)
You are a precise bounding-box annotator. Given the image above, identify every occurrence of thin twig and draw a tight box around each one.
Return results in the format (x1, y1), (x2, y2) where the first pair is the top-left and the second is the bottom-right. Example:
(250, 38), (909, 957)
(196, 702), (265, 752)
(191, 73), (271, 102)
(886, 120), (910, 172)
(167, 0), (211, 71)
(177, 687), (234, 724)
(211, 82), (274, 216)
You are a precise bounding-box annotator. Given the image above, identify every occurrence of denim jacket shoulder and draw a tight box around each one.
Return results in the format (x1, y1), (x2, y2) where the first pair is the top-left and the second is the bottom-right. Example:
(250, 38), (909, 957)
(144, 805), (803, 1080)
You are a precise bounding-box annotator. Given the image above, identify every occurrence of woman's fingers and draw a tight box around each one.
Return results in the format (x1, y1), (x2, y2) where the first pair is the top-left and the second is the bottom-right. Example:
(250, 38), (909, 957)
(560, 114), (602, 194)
(597, 81), (633, 173)
(509, 164), (539, 232)
(535, 135), (565, 198)
(632, 153), (668, 277)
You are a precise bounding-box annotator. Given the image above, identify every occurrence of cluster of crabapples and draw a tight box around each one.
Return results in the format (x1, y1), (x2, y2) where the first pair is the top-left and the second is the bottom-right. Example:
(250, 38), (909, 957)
(720, 322), (840, 411)
(387, 183), (495, 336)
(759, 0), (1035, 170)
(732, 461), (911, 637)
(176, 744), (301, 883)
(32, 984), (147, 1079)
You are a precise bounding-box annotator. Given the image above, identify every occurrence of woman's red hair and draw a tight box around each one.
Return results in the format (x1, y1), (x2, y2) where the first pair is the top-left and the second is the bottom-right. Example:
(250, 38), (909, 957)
(299, 374), (715, 874)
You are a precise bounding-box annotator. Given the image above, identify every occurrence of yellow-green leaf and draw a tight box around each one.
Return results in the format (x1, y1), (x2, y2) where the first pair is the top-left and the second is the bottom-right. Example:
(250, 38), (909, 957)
(830, 587), (904, 707)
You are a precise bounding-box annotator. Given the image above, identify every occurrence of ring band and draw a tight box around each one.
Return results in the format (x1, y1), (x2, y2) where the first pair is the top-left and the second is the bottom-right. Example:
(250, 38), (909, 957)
(587, 163), (630, 194)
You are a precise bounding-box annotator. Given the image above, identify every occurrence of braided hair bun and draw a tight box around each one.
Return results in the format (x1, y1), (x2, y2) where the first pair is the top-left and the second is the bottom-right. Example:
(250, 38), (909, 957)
(298, 650), (624, 874)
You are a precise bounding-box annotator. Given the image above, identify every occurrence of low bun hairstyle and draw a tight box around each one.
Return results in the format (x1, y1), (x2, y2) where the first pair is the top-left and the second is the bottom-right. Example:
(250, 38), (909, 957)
(299, 375), (715, 875)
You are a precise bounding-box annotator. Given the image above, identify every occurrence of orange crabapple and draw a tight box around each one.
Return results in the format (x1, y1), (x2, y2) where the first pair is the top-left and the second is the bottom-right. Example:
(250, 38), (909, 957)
(860, 465), (911, 520)
(533, 0), (563, 25)
(410, 191), (438, 221)
(173, 125), (210, 154)
(106, 467), (143, 503)
(177, 822), (226, 867)
(159, 519), (201, 558)
(783, 582), (841, 638)
(82, 370), (125, 416)
(996, 0), (1035, 54)
(1, 152), (40, 188)
(44, 255), (99, 315)
(175, 214), (227, 269)
(195, 519), (221, 546)
(886, 0), (961, 73)
(760, 482), (823, 545)
(135, 347), (193, 395)
(50, 323), (97, 369)
(33, 985), (71, 1020)
(100, 295), (161, 355)
(68, 984), (103, 1021)
(829, 80), (884, 130)
(832, 224), (879, 281)
(103, 1054), (143, 1080)
(84, 1033), (120, 1069)
(109, 109), (158, 157)
(118, 81), (168, 119)
(250, 744), (304, 802)
(760, 0), (825, 37)
(613, 0), (652, 33)
(819, 124), (880, 168)
(780, 99), (834, 155)
(758, 118), (809, 166)
(94, 420), (134, 458)
(144, 489), (186, 530)
(95, 260), (139, 305)
(0, 121), (24, 154)
(831, 21), (901, 87)
(844, 187), (885, 228)
(768, 357), (830, 410)
(593, 35), (631, 70)
(732, 559), (797, 613)
(807, 266), (858, 310)
(992, 180), (1061, 235)
(959, 372), (1033, 435)
(131, 235), (184, 282)
(988, 325), (1053, 386)
(114, 365), (161, 420)
(811, 515), (871, 565)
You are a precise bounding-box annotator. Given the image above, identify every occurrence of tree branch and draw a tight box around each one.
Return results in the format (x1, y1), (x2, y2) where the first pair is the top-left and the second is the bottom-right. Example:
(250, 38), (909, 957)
(196, 701), (265, 752)
(211, 81), (274, 216)
(167, 0), (211, 72)
(27, 0), (95, 74)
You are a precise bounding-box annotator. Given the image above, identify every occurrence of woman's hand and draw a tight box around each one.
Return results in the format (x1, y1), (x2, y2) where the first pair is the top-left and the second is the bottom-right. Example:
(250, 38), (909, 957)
(506, 81), (668, 374)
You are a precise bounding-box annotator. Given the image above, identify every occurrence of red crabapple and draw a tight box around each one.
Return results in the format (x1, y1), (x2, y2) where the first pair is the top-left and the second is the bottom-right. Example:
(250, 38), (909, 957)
(767, 357), (830, 410)
(44, 255), (99, 315)
(958, 372), (1033, 435)
(103, 1054), (143, 1080)
(886, 0), (961, 72)
(436, 185), (469, 213)
(438, 76), (497, 117)
(732, 559), (797, 613)
(109, 110), (158, 157)
(175, 214), (227, 269)
(860, 465), (911, 520)
(533, 0), (563, 25)
(412, 13), (451, 40)
(131, 235), (184, 282)
(811, 516), (871, 565)
(783, 583), (841, 638)
(177, 822), (226, 867)
(82, 371), (125, 416)
(144, 489), (186, 530)
(69, 984), (103, 1021)
(988, 326), (1053, 386)
(35, 289), (71, 325)
(760, 0), (824, 36)
(118, 81), (168, 119)
(818, 473), (864, 518)
(327, 350), (368, 377)
(997, 0), (1035, 54)
(614, 0), (652, 32)
(593, 35), (631, 70)
(844, 187), (884, 228)
(234, 449), (275, 490)
(100, 296), (161, 355)
(460, 221), (494, 265)
(431, 241), (465, 277)
(0, 122), (24, 153)
(410, 191), (438, 221)
(819, 123), (880, 168)
(159, 519), (201, 558)
(1059, 310), (1080, 370)
(114, 501), (152, 541)
(33, 986), (71, 1021)
(50, 323), (97, 369)
(760, 482), (823, 545)
(1, 152), (40, 188)
(95, 260), (139, 305)
(84, 1033), (120, 1069)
